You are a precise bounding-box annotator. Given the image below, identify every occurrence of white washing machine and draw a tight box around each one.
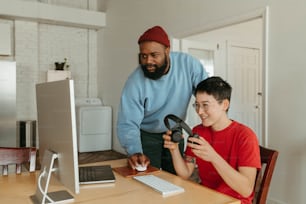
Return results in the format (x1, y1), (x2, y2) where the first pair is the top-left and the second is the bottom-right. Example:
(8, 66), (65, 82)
(75, 98), (112, 152)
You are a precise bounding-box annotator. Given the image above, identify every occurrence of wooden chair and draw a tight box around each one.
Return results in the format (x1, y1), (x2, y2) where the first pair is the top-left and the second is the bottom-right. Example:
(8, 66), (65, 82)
(0, 147), (37, 175)
(253, 146), (279, 204)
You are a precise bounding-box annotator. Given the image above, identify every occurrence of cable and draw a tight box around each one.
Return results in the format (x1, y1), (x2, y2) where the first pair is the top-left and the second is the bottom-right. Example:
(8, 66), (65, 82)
(38, 167), (55, 203)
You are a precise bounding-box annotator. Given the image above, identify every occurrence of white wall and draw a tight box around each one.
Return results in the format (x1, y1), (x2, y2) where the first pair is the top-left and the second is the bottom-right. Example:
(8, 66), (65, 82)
(98, 1), (306, 204)
(185, 18), (262, 45)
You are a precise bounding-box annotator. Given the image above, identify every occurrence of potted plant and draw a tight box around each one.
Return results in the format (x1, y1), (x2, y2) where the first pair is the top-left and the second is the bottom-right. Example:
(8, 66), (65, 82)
(55, 58), (69, 70)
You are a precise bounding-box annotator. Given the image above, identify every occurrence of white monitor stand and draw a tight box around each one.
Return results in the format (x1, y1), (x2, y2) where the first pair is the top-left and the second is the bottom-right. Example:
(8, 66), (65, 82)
(30, 149), (74, 204)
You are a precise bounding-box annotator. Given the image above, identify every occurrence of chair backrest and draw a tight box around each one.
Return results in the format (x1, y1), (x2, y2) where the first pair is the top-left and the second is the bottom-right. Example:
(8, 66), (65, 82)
(253, 146), (278, 204)
(0, 147), (37, 175)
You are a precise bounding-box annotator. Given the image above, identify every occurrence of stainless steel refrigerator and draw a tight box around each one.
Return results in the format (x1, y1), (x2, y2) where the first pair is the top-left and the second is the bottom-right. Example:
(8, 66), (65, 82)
(0, 60), (16, 147)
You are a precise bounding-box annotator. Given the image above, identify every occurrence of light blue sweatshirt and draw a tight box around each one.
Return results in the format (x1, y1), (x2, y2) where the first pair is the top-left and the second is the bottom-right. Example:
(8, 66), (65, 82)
(117, 52), (208, 155)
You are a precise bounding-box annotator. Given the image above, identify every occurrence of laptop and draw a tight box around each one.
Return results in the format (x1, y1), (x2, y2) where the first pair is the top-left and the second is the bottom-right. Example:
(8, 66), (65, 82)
(79, 165), (116, 184)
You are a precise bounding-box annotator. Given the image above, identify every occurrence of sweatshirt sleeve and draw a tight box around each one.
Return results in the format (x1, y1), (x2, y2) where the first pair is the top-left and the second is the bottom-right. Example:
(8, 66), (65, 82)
(117, 76), (144, 155)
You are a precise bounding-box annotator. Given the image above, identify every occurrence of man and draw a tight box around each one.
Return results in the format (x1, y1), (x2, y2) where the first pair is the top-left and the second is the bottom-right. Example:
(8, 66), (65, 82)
(117, 25), (208, 174)
(163, 76), (261, 203)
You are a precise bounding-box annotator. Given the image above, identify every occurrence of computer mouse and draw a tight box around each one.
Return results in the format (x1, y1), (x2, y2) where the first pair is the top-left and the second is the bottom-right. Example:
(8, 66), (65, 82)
(135, 165), (147, 172)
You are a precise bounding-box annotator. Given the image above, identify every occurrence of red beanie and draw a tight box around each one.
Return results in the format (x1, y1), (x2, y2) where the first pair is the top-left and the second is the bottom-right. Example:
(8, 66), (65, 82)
(138, 26), (170, 47)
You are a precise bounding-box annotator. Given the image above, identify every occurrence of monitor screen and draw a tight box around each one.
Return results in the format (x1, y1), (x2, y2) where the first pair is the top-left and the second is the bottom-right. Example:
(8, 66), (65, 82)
(36, 79), (80, 195)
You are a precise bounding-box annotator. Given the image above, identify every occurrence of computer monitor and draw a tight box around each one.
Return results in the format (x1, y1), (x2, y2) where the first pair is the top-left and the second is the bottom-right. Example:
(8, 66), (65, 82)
(31, 79), (80, 203)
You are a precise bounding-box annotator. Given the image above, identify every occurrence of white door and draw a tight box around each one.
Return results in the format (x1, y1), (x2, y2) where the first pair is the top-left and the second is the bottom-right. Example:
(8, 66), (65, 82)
(173, 38), (262, 144)
(226, 41), (262, 143)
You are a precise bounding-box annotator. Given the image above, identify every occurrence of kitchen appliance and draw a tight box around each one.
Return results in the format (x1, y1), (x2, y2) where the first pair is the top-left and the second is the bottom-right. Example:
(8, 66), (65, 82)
(75, 98), (112, 152)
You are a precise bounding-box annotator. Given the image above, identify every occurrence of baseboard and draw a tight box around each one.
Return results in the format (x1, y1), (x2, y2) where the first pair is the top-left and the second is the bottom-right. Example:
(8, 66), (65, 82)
(267, 197), (288, 204)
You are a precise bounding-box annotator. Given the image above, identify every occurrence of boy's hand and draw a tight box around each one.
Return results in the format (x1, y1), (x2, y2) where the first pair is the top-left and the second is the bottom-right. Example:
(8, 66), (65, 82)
(187, 136), (218, 162)
(163, 130), (180, 151)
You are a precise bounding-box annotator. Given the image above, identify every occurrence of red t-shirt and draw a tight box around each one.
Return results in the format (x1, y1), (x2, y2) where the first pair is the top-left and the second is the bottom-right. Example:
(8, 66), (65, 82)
(185, 121), (261, 204)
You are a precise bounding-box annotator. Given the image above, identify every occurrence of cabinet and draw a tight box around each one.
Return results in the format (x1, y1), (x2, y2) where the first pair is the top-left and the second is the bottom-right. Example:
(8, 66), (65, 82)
(0, 23), (11, 55)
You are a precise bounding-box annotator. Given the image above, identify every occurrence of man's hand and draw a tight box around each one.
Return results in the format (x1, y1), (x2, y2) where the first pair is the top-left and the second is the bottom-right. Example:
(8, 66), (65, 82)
(128, 153), (150, 170)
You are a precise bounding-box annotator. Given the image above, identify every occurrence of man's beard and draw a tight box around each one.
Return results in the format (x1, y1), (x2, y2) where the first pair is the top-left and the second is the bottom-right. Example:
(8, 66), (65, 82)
(141, 57), (168, 80)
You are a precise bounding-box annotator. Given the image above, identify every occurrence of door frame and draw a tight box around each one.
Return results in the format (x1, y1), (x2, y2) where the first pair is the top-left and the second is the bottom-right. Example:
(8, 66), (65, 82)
(172, 7), (270, 146)
(179, 39), (219, 129)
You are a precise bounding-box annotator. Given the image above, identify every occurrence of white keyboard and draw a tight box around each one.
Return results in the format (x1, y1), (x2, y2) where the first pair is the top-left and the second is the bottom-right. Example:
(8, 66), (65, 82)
(133, 175), (185, 196)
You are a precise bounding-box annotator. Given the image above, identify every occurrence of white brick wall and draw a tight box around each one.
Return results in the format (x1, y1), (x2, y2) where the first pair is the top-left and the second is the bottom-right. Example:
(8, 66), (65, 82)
(15, 21), (39, 120)
(1, 0), (99, 121)
(88, 29), (98, 97)
(39, 23), (95, 98)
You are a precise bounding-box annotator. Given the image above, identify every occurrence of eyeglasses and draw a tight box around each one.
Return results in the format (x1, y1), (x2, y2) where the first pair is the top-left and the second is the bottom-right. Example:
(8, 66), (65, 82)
(192, 101), (221, 112)
(192, 103), (209, 112)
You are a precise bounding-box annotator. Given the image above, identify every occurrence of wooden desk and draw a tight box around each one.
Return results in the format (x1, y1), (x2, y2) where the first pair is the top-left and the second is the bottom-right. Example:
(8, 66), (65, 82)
(0, 159), (240, 204)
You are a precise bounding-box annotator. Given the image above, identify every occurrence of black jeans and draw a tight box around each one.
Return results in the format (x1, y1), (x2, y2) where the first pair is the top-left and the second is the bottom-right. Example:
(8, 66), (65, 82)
(140, 129), (184, 175)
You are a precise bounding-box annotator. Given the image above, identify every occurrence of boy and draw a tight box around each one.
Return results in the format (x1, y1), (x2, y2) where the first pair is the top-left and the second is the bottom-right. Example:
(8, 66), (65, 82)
(163, 76), (261, 204)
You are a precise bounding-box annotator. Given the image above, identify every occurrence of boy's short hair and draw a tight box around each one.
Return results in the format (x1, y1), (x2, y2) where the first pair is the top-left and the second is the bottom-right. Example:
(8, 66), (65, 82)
(195, 76), (232, 102)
